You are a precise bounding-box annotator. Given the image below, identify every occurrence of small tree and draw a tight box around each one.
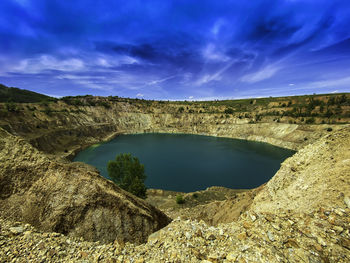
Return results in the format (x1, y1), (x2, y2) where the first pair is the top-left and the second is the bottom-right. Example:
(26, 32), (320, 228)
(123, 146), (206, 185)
(176, 195), (185, 204)
(107, 153), (147, 199)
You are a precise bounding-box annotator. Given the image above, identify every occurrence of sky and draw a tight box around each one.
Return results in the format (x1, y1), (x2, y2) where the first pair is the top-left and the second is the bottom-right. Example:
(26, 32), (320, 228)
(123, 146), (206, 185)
(0, 0), (350, 100)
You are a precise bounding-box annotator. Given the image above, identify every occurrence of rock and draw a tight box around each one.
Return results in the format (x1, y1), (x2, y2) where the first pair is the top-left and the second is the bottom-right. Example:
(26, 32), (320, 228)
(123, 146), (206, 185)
(314, 243), (322, 252)
(249, 214), (257, 222)
(23, 230), (32, 239)
(284, 239), (299, 248)
(226, 252), (237, 261)
(185, 232), (192, 240)
(148, 231), (160, 243)
(80, 251), (89, 259)
(206, 234), (216, 240)
(344, 196), (350, 208)
(237, 232), (247, 241)
(317, 237), (327, 247)
(340, 238), (350, 250)
(242, 221), (252, 229)
(267, 231), (275, 242)
(0, 128), (171, 244)
(9, 226), (25, 235)
(334, 208), (344, 216)
(333, 226), (343, 233)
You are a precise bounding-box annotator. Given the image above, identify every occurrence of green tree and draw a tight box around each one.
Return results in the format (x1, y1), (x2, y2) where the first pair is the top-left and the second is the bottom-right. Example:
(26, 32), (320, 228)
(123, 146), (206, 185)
(107, 153), (147, 199)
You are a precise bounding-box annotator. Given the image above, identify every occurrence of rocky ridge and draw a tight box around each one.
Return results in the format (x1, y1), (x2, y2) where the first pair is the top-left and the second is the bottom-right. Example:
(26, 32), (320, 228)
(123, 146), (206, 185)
(1, 101), (346, 159)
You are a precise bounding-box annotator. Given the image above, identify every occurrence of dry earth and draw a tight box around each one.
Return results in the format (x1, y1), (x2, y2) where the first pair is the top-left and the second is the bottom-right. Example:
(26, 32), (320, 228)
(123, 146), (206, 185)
(0, 126), (349, 262)
(0, 96), (349, 262)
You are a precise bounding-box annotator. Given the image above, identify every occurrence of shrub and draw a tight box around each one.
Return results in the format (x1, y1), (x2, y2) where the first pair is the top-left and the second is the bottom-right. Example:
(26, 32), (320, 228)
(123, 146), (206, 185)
(192, 193), (199, 199)
(176, 195), (185, 204)
(107, 153), (147, 199)
(5, 102), (18, 112)
(43, 108), (52, 116)
(97, 101), (111, 108)
(224, 108), (234, 114)
(305, 117), (315, 124)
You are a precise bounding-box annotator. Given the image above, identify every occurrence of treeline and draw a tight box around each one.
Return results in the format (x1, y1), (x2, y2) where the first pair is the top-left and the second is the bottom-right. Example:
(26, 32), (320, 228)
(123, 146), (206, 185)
(0, 84), (55, 103)
(283, 94), (349, 118)
(60, 95), (111, 108)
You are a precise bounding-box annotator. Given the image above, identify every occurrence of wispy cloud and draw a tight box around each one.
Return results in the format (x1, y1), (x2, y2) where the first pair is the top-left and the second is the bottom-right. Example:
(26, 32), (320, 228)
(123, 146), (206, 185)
(146, 75), (177, 86)
(0, 0), (349, 98)
(240, 65), (281, 83)
(202, 43), (229, 62)
(309, 76), (350, 88)
(11, 55), (85, 74)
(195, 60), (235, 86)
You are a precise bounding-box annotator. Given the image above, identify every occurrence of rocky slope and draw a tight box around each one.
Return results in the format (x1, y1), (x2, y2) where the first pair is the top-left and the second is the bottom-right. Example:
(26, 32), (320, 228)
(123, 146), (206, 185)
(1, 96), (349, 262)
(251, 125), (350, 214)
(0, 100), (346, 159)
(0, 127), (171, 245)
(1, 126), (349, 262)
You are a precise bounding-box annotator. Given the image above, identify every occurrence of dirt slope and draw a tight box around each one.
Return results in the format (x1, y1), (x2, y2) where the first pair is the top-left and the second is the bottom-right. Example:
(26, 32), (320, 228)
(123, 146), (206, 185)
(0, 127), (171, 244)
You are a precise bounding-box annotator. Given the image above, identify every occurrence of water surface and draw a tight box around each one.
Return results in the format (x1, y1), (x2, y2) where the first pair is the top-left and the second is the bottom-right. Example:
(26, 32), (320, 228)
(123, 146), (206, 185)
(74, 133), (294, 192)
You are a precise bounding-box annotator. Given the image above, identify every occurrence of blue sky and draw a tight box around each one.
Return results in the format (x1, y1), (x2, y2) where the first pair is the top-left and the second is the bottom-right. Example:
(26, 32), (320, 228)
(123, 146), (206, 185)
(0, 0), (350, 100)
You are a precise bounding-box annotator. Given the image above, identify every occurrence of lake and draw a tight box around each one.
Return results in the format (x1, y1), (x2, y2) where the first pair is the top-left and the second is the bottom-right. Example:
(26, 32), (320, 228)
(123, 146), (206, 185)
(73, 133), (295, 192)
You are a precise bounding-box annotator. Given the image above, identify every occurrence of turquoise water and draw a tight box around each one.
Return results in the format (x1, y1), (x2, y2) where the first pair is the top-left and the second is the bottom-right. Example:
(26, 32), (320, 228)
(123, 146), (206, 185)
(74, 133), (295, 192)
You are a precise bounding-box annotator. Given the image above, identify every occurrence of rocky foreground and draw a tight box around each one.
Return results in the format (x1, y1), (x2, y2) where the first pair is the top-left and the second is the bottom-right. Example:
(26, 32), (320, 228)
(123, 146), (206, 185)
(0, 126), (349, 262)
(1, 204), (349, 262)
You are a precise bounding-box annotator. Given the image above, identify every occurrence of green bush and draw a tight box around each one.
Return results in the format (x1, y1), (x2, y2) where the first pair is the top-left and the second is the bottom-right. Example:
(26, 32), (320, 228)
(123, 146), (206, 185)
(176, 195), (185, 204)
(5, 102), (18, 112)
(107, 153), (147, 199)
(99, 101), (111, 109)
(305, 117), (315, 124)
(224, 108), (234, 114)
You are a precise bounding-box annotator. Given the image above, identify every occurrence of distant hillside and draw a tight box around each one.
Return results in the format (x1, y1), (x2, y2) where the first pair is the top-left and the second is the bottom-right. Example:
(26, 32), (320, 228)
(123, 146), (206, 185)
(0, 84), (53, 103)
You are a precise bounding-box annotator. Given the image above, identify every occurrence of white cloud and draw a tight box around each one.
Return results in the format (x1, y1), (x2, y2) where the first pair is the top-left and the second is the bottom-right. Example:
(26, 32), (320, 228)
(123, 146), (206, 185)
(211, 19), (227, 37)
(241, 65), (280, 83)
(146, 75), (177, 86)
(289, 83), (295, 86)
(56, 74), (106, 80)
(195, 60), (234, 86)
(309, 76), (350, 88)
(202, 43), (229, 62)
(136, 93), (144, 97)
(188, 96), (194, 100)
(12, 55), (85, 74)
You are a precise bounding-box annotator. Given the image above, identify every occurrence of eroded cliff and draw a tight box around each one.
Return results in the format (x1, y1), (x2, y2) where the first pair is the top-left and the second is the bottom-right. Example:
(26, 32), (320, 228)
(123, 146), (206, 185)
(1, 100), (346, 159)
(0, 127), (171, 244)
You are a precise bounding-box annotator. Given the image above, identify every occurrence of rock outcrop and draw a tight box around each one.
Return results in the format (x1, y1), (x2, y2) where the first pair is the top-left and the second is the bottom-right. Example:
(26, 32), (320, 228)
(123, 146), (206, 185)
(251, 125), (350, 214)
(0, 128), (171, 244)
